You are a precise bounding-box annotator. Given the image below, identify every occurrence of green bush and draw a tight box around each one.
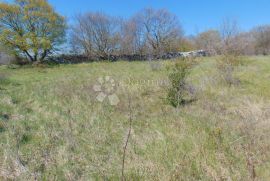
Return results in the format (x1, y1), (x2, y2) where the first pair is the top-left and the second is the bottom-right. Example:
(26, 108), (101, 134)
(167, 58), (195, 107)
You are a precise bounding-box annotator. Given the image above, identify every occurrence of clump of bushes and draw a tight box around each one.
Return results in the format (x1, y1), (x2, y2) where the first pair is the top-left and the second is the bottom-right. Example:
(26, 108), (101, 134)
(166, 58), (196, 107)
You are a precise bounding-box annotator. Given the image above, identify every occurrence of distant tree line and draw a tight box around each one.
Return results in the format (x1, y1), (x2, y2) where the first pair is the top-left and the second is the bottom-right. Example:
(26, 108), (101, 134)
(70, 8), (184, 59)
(0, 0), (270, 63)
(194, 20), (270, 56)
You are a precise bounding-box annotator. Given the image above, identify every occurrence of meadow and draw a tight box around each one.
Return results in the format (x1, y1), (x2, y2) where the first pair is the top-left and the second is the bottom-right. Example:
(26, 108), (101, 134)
(0, 56), (270, 180)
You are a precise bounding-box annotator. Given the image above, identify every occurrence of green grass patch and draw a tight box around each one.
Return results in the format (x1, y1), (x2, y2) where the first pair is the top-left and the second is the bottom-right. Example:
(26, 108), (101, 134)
(0, 57), (269, 180)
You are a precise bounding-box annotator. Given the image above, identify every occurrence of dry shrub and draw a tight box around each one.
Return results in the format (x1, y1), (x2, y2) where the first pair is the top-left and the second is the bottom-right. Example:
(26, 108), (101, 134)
(217, 54), (242, 85)
(149, 60), (162, 71)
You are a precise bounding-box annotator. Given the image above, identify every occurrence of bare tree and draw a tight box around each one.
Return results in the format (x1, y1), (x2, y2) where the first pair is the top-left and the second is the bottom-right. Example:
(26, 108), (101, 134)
(120, 17), (147, 55)
(134, 8), (183, 55)
(236, 31), (256, 55)
(219, 18), (242, 55)
(71, 9), (183, 58)
(71, 12), (121, 58)
(217, 19), (243, 85)
(252, 25), (270, 55)
(70, 14), (93, 56)
(195, 30), (221, 55)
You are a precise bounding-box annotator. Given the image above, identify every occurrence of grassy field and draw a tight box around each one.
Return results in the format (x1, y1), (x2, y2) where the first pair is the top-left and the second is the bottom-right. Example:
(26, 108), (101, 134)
(0, 56), (270, 180)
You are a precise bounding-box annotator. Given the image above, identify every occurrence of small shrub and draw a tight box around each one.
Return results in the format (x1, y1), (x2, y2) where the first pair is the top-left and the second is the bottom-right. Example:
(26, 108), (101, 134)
(0, 123), (5, 132)
(149, 60), (162, 71)
(0, 119), (7, 133)
(0, 113), (9, 133)
(20, 133), (31, 144)
(0, 72), (10, 85)
(0, 113), (9, 121)
(166, 58), (196, 107)
(217, 54), (242, 85)
(7, 63), (20, 69)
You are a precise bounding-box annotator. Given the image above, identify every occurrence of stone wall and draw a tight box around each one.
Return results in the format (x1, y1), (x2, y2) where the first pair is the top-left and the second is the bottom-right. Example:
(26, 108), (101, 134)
(48, 50), (208, 64)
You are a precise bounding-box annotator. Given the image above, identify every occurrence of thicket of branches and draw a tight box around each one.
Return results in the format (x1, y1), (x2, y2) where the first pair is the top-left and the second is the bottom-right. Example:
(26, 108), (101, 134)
(70, 10), (270, 58)
(1, 1), (270, 63)
(194, 20), (270, 56)
(70, 8), (184, 58)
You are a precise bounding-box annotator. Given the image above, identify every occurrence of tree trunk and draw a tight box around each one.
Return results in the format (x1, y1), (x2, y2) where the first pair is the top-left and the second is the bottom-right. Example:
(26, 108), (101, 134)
(40, 50), (48, 61)
(24, 50), (35, 62)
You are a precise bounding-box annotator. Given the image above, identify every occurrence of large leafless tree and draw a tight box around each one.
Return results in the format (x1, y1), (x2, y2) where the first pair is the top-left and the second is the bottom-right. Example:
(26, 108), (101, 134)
(219, 19), (242, 55)
(120, 17), (147, 55)
(71, 8), (183, 58)
(71, 12), (121, 58)
(133, 8), (183, 55)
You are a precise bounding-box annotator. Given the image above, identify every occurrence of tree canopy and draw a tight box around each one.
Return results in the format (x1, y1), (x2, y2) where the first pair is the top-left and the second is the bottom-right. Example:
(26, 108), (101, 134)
(0, 0), (66, 62)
